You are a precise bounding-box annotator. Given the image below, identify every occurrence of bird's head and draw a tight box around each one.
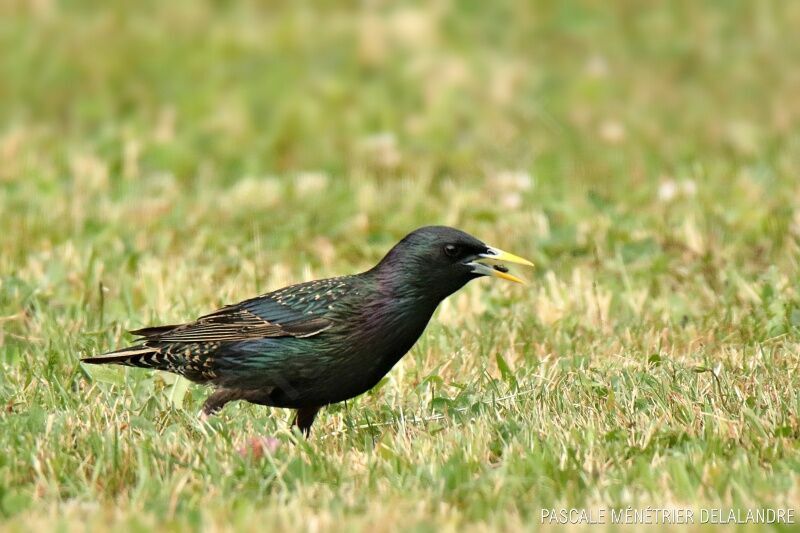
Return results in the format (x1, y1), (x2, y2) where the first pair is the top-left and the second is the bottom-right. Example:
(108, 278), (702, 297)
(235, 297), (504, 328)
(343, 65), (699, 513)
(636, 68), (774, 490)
(373, 226), (534, 300)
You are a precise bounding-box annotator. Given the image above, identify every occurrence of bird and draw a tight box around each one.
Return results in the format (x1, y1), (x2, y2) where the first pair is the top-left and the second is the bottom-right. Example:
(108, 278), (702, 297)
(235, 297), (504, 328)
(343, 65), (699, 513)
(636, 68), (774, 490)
(82, 226), (533, 435)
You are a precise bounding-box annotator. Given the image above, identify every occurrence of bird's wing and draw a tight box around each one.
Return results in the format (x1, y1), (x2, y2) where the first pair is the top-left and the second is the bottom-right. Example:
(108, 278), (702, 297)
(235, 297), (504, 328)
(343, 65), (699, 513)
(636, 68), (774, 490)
(128, 277), (349, 343)
(129, 307), (331, 343)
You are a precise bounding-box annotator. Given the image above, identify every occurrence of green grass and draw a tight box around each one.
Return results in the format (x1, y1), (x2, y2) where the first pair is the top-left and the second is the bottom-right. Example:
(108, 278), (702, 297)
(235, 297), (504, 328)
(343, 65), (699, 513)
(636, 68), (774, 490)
(2, 0), (800, 530)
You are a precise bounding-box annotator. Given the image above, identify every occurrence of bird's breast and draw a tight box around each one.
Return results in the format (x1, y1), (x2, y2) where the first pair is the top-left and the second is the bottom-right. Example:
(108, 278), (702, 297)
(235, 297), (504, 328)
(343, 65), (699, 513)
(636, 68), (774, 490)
(321, 296), (437, 400)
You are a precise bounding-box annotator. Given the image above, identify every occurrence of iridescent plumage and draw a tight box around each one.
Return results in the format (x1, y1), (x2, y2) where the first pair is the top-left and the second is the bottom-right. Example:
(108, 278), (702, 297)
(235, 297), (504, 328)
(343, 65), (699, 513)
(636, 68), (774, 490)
(82, 226), (533, 434)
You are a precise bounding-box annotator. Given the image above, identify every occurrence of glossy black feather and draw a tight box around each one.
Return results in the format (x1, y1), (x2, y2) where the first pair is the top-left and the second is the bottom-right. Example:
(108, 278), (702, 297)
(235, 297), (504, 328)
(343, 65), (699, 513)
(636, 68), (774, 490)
(82, 226), (500, 433)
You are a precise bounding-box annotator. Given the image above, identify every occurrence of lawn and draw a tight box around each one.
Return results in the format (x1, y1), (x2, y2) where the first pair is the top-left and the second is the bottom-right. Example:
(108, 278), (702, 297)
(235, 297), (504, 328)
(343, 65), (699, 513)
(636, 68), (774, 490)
(2, 1), (800, 531)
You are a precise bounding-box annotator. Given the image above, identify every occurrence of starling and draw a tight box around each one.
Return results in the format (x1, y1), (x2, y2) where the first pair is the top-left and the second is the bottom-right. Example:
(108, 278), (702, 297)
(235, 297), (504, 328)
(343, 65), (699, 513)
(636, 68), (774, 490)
(82, 226), (533, 434)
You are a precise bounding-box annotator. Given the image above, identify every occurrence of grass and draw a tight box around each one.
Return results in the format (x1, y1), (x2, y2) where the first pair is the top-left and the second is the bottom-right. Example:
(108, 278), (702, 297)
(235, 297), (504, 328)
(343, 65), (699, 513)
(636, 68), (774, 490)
(2, 0), (800, 530)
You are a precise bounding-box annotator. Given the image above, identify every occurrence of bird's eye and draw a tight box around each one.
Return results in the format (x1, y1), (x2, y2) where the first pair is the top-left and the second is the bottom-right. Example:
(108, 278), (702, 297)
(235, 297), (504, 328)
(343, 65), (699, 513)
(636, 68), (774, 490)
(443, 244), (460, 257)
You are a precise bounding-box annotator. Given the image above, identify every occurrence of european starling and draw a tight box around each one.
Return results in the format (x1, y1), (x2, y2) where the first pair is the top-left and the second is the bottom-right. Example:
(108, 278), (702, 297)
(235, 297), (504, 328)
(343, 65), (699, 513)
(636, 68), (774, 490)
(82, 226), (533, 434)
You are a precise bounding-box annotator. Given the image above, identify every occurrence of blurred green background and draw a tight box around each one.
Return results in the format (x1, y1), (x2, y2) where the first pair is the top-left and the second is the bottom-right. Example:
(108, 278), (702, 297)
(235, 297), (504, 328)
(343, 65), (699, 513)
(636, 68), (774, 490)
(2, 1), (800, 530)
(3, 0), (798, 257)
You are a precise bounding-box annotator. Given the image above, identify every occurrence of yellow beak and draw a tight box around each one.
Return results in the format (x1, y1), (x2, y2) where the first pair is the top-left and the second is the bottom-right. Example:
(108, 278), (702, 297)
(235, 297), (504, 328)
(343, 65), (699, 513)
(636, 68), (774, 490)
(468, 246), (534, 284)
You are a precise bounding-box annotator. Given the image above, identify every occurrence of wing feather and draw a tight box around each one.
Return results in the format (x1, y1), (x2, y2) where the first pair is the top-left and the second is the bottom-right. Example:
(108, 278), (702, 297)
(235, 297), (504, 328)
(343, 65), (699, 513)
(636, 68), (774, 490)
(129, 279), (344, 343)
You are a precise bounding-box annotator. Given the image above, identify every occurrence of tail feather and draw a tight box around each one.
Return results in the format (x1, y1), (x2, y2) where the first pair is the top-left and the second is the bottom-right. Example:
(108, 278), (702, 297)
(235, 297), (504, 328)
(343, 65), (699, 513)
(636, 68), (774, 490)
(82, 342), (219, 382)
(81, 345), (168, 370)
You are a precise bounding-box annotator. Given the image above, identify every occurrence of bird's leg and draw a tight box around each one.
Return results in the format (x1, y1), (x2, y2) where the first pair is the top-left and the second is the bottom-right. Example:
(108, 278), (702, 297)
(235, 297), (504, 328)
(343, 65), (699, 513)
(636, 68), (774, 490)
(292, 406), (321, 437)
(201, 388), (240, 417)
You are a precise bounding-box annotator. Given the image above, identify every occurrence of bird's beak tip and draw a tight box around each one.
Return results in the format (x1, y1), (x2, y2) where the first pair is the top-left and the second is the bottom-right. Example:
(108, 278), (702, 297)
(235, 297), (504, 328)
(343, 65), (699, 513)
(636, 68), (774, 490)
(483, 247), (535, 268)
(469, 245), (534, 284)
(494, 269), (528, 284)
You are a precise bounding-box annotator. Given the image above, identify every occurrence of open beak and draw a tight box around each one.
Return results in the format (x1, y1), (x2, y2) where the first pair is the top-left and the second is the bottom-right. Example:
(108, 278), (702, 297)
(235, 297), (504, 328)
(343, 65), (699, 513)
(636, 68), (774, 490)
(466, 246), (534, 284)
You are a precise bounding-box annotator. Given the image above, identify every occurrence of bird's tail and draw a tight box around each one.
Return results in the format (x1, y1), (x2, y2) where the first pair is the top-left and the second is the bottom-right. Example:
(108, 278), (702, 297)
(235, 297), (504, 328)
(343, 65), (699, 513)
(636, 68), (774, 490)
(81, 345), (166, 370)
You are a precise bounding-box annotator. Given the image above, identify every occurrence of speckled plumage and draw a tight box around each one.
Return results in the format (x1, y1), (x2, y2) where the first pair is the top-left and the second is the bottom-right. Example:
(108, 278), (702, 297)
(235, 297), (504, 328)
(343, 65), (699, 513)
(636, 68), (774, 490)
(82, 226), (532, 434)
